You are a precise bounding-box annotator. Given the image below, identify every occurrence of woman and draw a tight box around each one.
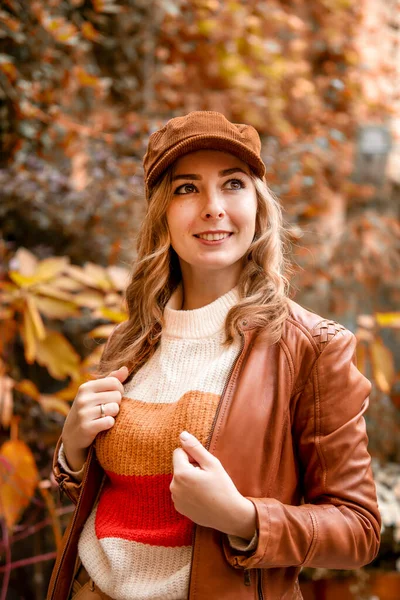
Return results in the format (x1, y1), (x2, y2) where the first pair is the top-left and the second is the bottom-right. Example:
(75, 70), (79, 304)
(47, 111), (381, 600)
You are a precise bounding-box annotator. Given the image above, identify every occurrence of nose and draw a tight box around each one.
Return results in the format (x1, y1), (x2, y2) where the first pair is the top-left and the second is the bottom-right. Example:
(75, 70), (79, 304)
(200, 189), (225, 220)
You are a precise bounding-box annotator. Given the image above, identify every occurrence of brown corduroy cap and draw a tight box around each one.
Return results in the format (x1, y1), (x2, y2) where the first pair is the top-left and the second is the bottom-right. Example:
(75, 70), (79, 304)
(143, 111), (266, 196)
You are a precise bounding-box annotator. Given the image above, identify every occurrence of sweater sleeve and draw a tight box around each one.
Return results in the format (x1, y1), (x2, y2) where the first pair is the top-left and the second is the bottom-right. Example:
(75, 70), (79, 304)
(58, 442), (85, 482)
(223, 328), (381, 570)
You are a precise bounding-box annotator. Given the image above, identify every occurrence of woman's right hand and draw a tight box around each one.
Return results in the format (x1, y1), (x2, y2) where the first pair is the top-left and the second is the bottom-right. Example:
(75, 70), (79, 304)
(62, 365), (129, 472)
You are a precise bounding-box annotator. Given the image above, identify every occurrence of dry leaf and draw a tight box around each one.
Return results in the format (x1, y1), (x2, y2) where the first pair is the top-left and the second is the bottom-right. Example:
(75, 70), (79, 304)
(35, 331), (81, 381)
(370, 338), (396, 394)
(34, 295), (80, 319)
(0, 440), (38, 529)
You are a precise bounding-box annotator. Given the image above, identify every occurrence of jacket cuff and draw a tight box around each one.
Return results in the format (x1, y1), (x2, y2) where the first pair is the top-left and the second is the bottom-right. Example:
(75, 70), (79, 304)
(53, 436), (84, 504)
(58, 443), (85, 482)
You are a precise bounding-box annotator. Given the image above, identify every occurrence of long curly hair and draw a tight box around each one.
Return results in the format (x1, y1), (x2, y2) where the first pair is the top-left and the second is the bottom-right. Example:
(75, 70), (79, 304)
(96, 167), (291, 379)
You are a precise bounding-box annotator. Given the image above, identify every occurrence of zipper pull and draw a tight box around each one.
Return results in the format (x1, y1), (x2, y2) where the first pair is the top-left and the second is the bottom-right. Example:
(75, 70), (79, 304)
(244, 569), (251, 586)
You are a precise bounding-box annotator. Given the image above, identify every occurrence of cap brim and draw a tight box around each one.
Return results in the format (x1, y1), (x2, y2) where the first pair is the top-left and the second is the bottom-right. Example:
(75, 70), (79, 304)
(146, 134), (266, 191)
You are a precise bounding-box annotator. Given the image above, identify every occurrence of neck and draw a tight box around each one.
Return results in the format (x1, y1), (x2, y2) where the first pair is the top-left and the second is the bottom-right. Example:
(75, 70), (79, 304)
(179, 263), (242, 310)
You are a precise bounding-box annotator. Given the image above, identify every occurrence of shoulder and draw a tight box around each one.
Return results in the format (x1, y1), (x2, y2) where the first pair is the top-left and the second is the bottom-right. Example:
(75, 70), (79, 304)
(284, 299), (349, 353)
(277, 299), (356, 391)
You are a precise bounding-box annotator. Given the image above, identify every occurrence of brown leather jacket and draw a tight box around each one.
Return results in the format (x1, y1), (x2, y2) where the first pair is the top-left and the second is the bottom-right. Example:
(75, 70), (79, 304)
(47, 300), (381, 600)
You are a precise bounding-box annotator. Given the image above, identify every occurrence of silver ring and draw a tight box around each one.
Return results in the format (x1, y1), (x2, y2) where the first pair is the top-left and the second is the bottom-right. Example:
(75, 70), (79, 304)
(100, 404), (105, 418)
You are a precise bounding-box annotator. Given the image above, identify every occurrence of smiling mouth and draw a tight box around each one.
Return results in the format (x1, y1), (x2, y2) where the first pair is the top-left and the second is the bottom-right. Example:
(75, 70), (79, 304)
(194, 232), (233, 241)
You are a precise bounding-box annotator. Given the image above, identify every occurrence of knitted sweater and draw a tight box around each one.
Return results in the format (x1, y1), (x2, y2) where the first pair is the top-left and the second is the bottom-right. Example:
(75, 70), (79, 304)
(60, 286), (256, 600)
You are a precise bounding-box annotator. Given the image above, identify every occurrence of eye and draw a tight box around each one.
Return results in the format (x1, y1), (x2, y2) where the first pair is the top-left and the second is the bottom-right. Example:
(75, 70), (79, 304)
(225, 178), (246, 190)
(173, 183), (198, 195)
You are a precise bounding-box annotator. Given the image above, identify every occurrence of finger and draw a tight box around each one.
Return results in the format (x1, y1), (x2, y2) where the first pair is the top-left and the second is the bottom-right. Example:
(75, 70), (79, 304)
(77, 390), (122, 409)
(86, 415), (115, 438)
(172, 447), (191, 475)
(91, 401), (120, 420)
(179, 431), (216, 469)
(88, 376), (125, 396)
(108, 366), (129, 383)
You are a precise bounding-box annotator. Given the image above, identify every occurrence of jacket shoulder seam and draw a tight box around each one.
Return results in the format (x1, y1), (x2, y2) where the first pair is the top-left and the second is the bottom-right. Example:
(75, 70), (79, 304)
(285, 318), (320, 357)
(278, 337), (294, 390)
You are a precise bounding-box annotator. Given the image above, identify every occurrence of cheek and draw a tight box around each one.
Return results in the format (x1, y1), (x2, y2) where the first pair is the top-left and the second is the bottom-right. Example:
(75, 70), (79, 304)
(233, 202), (257, 235)
(166, 203), (193, 244)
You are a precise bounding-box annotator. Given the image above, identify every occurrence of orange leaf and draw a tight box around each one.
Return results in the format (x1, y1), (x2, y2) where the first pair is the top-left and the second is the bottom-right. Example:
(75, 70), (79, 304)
(370, 338), (396, 394)
(0, 440), (38, 529)
(355, 342), (368, 376)
(81, 21), (101, 41)
(14, 379), (40, 401)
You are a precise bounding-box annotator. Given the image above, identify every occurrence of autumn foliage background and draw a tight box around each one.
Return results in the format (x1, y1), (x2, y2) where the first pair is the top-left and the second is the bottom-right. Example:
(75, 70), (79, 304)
(0, 0), (400, 598)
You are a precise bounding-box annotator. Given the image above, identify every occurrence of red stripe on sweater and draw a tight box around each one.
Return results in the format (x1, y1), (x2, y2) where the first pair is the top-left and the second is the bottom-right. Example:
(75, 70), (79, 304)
(95, 471), (193, 547)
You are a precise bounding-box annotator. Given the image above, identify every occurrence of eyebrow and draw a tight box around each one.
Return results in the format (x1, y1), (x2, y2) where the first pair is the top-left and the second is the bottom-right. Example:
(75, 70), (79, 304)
(172, 167), (249, 181)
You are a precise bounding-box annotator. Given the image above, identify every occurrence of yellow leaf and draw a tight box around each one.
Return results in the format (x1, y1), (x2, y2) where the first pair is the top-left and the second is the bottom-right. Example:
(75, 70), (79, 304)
(35, 332), (81, 381)
(39, 395), (70, 417)
(88, 324), (117, 339)
(66, 264), (112, 290)
(34, 296), (80, 319)
(73, 290), (105, 309)
(34, 257), (69, 282)
(50, 276), (84, 292)
(9, 257), (69, 288)
(84, 263), (113, 291)
(97, 307), (127, 323)
(375, 313), (400, 328)
(0, 440), (38, 529)
(21, 306), (37, 364)
(9, 271), (37, 288)
(26, 297), (46, 341)
(370, 338), (395, 394)
(33, 283), (78, 303)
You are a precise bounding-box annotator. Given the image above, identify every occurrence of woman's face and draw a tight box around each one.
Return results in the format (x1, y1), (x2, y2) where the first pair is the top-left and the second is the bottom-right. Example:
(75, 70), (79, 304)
(166, 150), (258, 284)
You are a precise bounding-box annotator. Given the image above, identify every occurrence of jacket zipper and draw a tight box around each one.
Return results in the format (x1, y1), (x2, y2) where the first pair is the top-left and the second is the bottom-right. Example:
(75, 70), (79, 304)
(188, 330), (250, 598)
(49, 448), (105, 600)
(257, 569), (264, 600)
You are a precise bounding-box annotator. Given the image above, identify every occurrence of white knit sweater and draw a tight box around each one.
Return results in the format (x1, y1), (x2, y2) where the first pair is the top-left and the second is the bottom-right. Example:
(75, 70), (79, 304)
(60, 286), (257, 600)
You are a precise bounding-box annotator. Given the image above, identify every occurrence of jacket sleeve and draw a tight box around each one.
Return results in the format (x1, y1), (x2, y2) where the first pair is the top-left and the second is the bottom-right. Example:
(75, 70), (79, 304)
(223, 328), (381, 570)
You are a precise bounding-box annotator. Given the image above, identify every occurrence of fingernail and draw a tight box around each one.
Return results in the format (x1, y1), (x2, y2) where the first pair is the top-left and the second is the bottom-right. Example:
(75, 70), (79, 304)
(180, 431), (191, 441)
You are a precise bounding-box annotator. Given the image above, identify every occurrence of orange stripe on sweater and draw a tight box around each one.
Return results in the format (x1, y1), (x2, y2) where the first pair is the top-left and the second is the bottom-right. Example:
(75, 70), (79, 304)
(95, 471), (193, 547)
(95, 391), (220, 476)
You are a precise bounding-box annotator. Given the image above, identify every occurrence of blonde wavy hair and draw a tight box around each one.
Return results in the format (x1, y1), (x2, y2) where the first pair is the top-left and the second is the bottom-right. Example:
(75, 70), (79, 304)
(97, 167), (291, 379)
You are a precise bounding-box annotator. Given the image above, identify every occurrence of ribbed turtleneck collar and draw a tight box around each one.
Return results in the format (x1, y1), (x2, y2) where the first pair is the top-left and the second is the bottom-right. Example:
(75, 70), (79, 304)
(163, 285), (239, 339)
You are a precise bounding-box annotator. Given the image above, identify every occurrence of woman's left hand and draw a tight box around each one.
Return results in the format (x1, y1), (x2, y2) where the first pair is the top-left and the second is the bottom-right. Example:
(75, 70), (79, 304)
(170, 431), (256, 540)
